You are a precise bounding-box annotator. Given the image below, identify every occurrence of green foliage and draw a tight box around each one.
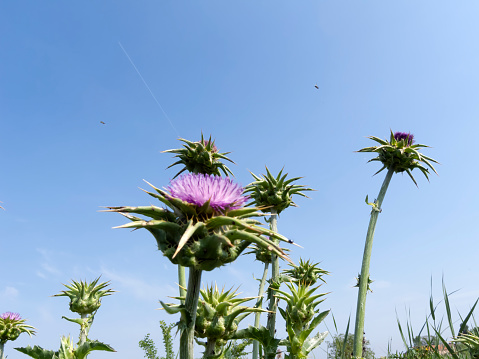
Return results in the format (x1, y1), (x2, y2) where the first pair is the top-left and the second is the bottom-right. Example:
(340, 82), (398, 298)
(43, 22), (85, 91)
(222, 339), (252, 359)
(160, 321), (176, 359)
(327, 333), (375, 359)
(139, 334), (159, 359)
(139, 322), (176, 359)
(16, 337), (115, 359)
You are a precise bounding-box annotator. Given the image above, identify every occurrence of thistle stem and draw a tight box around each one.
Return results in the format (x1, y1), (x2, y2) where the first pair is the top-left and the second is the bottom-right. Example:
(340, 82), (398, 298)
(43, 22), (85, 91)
(353, 168), (394, 357)
(0, 342), (5, 359)
(79, 313), (88, 345)
(178, 265), (187, 305)
(253, 261), (269, 359)
(180, 267), (203, 359)
(266, 209), (279, 337)
(204, 338), (217, 358)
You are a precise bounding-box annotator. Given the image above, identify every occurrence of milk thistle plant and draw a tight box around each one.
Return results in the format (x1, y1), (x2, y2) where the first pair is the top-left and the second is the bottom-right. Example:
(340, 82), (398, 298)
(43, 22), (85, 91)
(244, 167), (313, 359)
(353, 131), (438, 357)
(16, 278), (115, 359)
(163, 135), (236, 302)
(106, 172), (292, 359)
(0, 312), (35, 359)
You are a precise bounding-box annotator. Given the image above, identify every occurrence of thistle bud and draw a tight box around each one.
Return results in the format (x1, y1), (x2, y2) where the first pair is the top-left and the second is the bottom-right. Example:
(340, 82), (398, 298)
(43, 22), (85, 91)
(54, 277), (115, 316)
(0, 312), (35, 344)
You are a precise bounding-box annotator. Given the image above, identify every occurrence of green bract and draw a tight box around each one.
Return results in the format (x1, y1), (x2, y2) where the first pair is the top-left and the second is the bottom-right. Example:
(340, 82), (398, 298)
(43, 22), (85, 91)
(0, 316), (35, 344)
(105, 181), (292, 272)
(163, 134), (235, 178)
(53, 277), (115, 315)
(282, 258), (329, 286)
(244, 168), (313, 214)
(357, 130), (438, 186)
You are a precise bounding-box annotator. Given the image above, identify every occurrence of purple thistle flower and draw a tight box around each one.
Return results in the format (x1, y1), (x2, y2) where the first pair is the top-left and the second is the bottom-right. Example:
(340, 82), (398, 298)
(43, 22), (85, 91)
(1, 312), (21, 320)
(168, 173), (248, 212)
(394, 132), (414, 145)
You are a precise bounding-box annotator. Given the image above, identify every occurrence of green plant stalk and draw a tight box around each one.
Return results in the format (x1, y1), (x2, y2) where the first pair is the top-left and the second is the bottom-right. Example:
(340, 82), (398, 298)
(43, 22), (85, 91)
(253, 262), (269, 359)
(0, 342), (4, 359)
(178, 265), (187, 305)
(204, 338), (217, 358)
(180, 267), (203, 359)
(353, 168), (394, 357)
(79, 313), (88, 346)
(266, 209), (279, 337)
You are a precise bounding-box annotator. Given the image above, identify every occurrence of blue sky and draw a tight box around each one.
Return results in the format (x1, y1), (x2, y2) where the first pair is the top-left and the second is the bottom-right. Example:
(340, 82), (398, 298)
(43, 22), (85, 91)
(2, 1), (479, 358)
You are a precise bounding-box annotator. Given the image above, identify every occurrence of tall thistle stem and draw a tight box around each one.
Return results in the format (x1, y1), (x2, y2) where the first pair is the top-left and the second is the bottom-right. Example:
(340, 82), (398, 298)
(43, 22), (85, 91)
(178, 265), (187, 304)
(253, 262), (269, 359)
(266, 209), (279, 336)
(79, 314), (88, 345)
(0, 342), (5, 359)
(353, 168), (394, 357)
(180, 267), (203, 359)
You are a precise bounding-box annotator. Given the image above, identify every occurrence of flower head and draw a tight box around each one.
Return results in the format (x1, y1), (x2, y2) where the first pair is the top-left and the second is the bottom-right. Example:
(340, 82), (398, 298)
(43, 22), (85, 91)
(106, 176), (292, 271)
(0, 312), (35, 344)
(358, 130), (438, 186)
(167, 173), (248, 213)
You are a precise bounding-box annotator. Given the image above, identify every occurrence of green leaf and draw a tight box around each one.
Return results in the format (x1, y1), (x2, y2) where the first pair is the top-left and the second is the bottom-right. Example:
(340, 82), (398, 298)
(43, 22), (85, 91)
(15, 346), (57, 359)
(75, 340), (116, 359)
(302, 331), (328, 356)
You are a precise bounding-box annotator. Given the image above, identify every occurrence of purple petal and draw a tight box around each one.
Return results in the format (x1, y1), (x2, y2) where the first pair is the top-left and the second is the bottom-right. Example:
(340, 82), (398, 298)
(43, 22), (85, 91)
(1, 312), (21, 320)
(167, 173), (248, 212)
(394, 132), (414, 145)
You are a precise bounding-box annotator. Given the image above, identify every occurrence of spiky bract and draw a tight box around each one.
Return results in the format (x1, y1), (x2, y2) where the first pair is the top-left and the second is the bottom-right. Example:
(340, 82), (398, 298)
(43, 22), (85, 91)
(0, 312), (35, 344)
(53, 277), (115, 315)
(357, 130), (438, 186)
(282, 258), (329, 286)
(244, 167), (313, 214)
(163, 134), (235, 178)
(162, 284), (268, 348)
(105, 177), (292, 271)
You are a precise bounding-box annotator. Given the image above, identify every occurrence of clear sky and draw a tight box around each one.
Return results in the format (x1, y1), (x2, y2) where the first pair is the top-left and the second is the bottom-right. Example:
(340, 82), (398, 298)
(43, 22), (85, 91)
(2, 1), (479, 358)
